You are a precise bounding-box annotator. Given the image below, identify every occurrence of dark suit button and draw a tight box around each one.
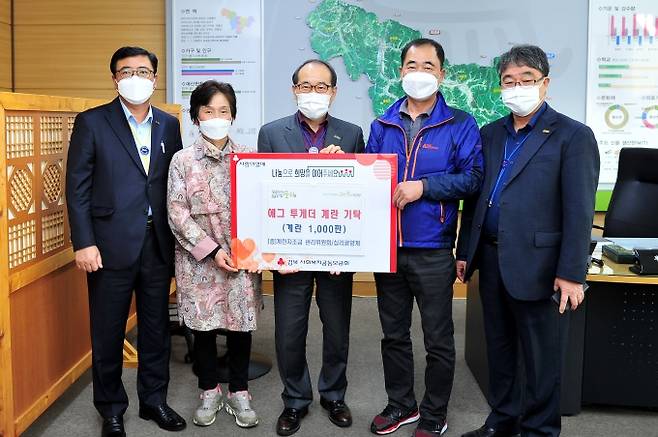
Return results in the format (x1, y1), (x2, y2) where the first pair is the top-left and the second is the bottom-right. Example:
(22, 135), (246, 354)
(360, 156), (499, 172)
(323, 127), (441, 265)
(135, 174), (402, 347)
(477, 224), (481, 228)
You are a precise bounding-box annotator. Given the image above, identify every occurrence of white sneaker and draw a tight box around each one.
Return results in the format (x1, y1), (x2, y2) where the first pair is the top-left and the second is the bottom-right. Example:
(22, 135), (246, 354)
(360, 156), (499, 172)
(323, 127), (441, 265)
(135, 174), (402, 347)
(192, 386), (223, 426)
(225, 391), (259, 428)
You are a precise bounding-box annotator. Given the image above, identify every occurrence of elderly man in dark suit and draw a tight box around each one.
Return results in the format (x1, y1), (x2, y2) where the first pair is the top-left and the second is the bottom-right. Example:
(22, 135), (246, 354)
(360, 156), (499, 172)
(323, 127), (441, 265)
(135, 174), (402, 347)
(456, 45), (600, 437)
(258, 59), (364, 436)
(66, 46), (186, 437)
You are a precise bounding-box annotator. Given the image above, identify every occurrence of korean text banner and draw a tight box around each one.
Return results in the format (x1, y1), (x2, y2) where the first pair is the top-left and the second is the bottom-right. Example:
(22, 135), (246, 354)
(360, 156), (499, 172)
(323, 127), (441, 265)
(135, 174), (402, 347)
(230, 153), (398, 272)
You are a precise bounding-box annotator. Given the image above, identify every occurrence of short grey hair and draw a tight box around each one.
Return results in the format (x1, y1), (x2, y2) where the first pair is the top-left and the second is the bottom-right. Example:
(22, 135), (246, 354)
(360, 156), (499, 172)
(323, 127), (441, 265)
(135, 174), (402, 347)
(498, 45), (550, 77)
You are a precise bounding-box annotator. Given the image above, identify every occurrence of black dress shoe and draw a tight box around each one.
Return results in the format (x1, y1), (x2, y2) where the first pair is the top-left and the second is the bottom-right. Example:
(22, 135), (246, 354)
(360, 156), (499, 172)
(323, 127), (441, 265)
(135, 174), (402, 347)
(461, 425), (520, 437)
(101, 416), (125, 437)
(276, 406), (308, 436)
(139, 403), (187, 432)
(320, 397), (352, 427)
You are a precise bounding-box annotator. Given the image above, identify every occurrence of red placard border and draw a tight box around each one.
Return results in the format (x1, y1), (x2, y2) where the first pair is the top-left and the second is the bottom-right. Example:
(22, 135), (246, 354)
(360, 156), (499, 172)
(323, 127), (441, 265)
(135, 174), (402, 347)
(230, 153), (398, 273)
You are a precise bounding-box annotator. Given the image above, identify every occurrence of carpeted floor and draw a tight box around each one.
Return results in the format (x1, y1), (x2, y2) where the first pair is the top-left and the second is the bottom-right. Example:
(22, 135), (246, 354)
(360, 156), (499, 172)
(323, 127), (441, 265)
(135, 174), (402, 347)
(23, 297), (657, 437)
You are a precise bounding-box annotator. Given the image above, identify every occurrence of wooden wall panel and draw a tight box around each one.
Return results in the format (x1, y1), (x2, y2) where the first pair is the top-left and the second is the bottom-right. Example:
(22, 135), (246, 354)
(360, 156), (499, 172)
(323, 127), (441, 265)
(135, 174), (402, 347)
(0, 0), (9, 25)
(14, 25), (166, 89)
(13, 0), (168, 101)
(0, 22), (10, 91)
(1, 0), (12, 92)
(13, 0), (164, 25)
(15, 89), (168, 104)
(9, 264), (89, 418)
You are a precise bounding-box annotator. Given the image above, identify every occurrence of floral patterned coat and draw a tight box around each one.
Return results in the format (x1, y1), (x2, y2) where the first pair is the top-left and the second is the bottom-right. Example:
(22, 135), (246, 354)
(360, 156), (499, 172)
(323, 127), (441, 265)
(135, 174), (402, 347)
(167, 136), (262, 332)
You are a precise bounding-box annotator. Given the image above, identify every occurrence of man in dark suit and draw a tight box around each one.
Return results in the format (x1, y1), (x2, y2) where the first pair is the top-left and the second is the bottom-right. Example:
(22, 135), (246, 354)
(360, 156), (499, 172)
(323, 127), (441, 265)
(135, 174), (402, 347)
(257, 59), (365, 436)
(66, 46), (186, 437)
(456, 45), (600, 437)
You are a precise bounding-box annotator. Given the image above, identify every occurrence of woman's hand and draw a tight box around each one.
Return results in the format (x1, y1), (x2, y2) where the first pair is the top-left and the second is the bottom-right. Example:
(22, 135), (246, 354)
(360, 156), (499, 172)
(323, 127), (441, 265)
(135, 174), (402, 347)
(214, 249), (239, 273)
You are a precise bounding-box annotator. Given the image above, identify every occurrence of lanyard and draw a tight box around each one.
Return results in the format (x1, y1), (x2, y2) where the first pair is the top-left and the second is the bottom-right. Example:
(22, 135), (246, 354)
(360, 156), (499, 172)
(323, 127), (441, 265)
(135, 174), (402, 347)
(128, 122), (151, 154)
(487, 131), (532, 207)
(128, 122), (152, 173)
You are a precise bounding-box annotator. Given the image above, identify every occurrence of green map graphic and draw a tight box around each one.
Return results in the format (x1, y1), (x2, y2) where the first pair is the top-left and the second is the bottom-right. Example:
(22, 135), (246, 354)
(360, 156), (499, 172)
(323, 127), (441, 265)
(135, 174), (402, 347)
(307, 0), (509, 126)
(221, 8), (254, 34)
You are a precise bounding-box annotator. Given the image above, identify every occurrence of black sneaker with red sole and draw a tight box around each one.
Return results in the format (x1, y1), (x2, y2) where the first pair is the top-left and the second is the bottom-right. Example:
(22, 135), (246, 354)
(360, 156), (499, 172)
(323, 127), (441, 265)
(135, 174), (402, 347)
(370, 405), (420, 435)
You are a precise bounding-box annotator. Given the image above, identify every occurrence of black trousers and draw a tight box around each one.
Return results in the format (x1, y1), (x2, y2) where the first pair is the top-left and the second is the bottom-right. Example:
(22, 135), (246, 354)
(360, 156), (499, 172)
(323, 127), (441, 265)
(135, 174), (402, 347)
(86, 225), (171, 418)
(273, 271), (353, 409)
(193, 329), (252, 393)
(374, 248), (456, 424)
(478, 241), (566, 437)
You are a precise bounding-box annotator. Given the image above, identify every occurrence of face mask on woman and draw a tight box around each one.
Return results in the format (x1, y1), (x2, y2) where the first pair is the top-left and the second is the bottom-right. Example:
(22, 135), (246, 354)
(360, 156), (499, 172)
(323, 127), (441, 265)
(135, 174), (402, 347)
(199, 117), (231, 140)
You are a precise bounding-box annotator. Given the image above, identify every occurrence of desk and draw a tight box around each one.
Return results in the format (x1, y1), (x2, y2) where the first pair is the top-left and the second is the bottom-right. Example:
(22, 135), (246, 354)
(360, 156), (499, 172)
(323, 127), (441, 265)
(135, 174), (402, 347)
(464, 253), (658, 415)
(580, 256), (658, 409)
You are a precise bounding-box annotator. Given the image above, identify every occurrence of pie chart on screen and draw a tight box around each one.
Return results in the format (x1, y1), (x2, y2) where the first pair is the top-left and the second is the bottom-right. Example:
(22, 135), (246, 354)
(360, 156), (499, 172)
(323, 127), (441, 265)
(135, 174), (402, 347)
(641, 105), (658, 129)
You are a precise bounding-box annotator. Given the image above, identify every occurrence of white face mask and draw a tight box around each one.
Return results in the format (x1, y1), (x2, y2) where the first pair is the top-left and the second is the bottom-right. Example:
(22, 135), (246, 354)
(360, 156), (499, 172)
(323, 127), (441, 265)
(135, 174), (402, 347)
(117, 76), (155, 105)
(199, 117), (231, 140)
(402, 71), (439, 101)
(297, 92), (331, 120)
(501, 82), (544, 117)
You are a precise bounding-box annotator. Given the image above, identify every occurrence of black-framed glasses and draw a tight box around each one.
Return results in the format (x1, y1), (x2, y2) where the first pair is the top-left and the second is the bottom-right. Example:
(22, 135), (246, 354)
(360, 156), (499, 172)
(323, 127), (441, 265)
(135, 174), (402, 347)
(500, 76), (545, 89)
(116, 67), (154, 80)
(294, 82), (332, 94)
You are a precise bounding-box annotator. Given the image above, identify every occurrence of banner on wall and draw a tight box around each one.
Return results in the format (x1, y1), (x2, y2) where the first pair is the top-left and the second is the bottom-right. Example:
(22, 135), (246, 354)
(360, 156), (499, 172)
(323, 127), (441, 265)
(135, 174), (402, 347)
(586, 0), (658, 185)
(169, 0), (263, 147)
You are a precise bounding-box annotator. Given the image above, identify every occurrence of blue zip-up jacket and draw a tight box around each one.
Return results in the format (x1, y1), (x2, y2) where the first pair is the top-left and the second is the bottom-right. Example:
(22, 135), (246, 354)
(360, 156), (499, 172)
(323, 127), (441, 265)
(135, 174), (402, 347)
(366, 93), (483, 249)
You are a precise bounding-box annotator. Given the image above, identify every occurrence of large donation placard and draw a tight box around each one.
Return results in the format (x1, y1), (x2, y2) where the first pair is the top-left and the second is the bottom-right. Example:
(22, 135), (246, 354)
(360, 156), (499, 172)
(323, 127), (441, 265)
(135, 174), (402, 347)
(230, 154), (397, 272)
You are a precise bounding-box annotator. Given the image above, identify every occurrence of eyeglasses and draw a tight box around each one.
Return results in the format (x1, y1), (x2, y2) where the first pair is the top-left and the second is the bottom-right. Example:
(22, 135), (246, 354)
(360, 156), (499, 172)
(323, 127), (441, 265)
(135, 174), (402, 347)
(500, 76), (545, 89)
(116, 67), (155, 80)
(294, 82), (332, 94)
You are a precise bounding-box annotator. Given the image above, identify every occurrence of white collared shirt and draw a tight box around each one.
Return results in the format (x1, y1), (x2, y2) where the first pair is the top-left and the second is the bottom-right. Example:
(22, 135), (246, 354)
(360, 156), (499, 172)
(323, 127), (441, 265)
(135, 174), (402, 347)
(119, 98), (153, 215)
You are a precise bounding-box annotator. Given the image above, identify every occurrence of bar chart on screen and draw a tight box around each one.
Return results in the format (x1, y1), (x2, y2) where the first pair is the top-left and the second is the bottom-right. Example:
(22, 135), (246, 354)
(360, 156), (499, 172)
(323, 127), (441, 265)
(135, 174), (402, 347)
(608, 12), (657, 46)
(587, 1), (658, 185)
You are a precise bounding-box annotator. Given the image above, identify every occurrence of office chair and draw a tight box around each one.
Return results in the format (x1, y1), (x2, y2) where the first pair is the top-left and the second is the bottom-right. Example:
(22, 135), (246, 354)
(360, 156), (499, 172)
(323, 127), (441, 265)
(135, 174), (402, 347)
(594, 147), (658, 237)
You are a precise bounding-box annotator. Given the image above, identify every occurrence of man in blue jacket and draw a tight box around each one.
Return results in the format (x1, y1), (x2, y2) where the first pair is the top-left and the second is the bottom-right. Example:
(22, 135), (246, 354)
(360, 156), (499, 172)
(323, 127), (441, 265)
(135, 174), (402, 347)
(367, 38), (483, 437)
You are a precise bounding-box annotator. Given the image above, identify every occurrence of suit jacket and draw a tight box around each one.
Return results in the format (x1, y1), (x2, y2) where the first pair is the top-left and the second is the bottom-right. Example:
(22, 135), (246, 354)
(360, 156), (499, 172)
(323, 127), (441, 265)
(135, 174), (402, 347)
(66, 97), (183, 270)
(257, 113), (364, 154)
(456, 104), (600, 301)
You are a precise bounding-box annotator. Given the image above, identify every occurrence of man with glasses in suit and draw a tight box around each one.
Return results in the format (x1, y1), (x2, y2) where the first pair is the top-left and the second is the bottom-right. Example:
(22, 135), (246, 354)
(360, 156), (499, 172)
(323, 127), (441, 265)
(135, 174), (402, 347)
(457, 45), (600, 437)
(67, 46), (186, 437)
(258, 59), (364, 436)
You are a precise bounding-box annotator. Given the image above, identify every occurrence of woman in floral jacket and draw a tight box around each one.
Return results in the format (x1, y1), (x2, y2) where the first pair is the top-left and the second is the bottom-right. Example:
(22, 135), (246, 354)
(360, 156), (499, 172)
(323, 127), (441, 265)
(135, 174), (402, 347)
(167, 80), (261, 429)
